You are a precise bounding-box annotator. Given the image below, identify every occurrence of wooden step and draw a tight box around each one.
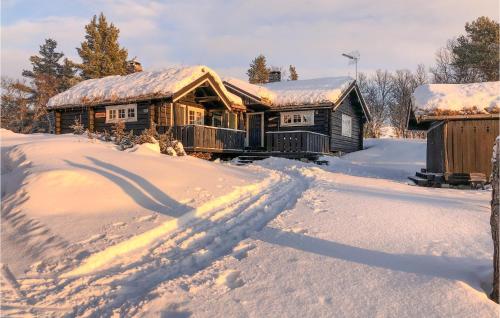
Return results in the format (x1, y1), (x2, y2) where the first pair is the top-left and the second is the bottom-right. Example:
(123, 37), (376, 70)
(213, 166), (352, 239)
(408, 176), (430, 187)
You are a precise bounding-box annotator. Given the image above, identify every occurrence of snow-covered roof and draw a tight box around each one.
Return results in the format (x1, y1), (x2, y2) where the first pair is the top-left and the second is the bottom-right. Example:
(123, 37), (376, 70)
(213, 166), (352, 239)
(223, 77), (275, 104)
(47, 65), (243, 108)
(412, 82), (500, 118)
(224, 76), (355, 108)
(262, 76), (355, 108)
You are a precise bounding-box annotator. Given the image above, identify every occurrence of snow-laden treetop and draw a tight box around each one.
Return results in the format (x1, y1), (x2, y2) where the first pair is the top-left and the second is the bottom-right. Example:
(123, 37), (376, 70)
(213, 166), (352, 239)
(412, 81), (500, 117)
(224, 76), (355, 108)
(47, 65), (242, 108)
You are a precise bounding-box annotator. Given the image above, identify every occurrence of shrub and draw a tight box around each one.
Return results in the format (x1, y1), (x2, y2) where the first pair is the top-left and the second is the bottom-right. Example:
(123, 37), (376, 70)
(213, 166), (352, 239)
(119, 130), (136, 150)
(70, 118), (85, 135)
(111, 121), (126, 144)
(137, 124), (158, 145)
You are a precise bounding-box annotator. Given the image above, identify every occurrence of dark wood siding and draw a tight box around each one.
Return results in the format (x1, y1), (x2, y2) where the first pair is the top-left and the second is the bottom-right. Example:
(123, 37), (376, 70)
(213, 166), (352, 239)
(426, 122), (445, 173)
(60, 108), (89, 134)
(264, 108), (330, 135)
(330, 92), (364, 153)
(92, 102), (151, 134)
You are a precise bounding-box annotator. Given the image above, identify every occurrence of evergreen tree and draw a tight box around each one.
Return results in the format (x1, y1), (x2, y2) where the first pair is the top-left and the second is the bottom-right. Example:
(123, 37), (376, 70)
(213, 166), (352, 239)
(21, 39), (78, 125)
(288, 65), (298, 81)
(431, 16), (499, 83)
(77, 13), (129, 79)
(247, 54), (270, 84)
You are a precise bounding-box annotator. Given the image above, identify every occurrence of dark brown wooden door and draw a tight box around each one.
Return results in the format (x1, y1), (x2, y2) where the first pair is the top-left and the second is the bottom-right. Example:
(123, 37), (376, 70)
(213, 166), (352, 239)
(247, 113), (263, 148)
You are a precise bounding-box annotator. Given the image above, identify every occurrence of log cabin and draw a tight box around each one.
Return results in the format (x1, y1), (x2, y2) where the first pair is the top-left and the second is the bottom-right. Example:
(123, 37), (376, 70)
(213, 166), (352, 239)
(47, 65), (371, 159)
(223, 75), (371, 156)
(47, 66), (248, 153)
(407, 81), (500, 185)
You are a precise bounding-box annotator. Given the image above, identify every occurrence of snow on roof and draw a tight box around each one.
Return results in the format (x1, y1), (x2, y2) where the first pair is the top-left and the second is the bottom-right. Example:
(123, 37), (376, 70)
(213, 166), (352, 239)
(223, 77), (275, 104)
(47, 65), (243, 108)
(224, 76), (355, 108)
(262, 76), (354, 107)
(412, 82), (500, 117)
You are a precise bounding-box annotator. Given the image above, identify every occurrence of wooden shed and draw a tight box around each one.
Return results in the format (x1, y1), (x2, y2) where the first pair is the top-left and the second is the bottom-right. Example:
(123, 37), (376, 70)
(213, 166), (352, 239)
(407, 82), (500, 184)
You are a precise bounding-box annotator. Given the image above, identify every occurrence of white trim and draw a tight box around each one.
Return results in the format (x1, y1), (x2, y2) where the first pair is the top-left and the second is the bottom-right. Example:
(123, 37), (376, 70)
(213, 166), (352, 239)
(246, 112), (265, 147)
(280, 110), (314, 127)
(105, 104), (137, 123)
(187, 106), (204, 125)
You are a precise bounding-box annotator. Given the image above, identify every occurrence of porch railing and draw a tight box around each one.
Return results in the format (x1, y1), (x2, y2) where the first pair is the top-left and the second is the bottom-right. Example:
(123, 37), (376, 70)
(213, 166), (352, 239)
(266, 130), (330, 154)
(172, 125), (246, 153)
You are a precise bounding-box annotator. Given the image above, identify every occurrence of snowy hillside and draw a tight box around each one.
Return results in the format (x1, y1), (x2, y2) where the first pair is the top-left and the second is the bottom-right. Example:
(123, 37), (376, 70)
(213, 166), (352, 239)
(1, 130), (498, 317)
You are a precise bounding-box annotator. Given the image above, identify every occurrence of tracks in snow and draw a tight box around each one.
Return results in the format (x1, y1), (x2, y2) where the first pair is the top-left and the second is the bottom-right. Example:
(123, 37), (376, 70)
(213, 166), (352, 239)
(16, 164), (312, 317)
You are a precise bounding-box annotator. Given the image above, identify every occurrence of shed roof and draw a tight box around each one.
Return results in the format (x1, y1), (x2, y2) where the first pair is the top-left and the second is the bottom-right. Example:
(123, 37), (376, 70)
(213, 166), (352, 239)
(412, 81), (500, 119)
(47, 65), (243, 109)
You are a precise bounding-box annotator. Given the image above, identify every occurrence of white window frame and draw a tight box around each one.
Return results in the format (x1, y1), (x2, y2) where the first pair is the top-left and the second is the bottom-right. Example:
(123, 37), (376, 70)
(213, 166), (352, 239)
(280, 110), (314, 127)
(341, 113), (352, 137)
(106, 104), (137, 123)
(187, 106), (204, 125)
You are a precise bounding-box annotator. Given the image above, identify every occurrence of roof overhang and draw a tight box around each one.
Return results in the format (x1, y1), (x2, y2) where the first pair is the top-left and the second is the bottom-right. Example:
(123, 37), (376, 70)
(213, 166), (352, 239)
(333, 81), (372, 122)
(406, 103), (500, 131)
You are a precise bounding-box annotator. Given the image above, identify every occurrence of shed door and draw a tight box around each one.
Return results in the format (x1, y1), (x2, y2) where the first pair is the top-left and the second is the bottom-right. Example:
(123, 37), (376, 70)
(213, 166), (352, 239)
(247, 113), (264, 148)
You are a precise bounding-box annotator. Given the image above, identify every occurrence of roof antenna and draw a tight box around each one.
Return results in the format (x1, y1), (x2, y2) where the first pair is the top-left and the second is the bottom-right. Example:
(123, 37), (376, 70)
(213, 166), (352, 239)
(342, 51), (360, 81)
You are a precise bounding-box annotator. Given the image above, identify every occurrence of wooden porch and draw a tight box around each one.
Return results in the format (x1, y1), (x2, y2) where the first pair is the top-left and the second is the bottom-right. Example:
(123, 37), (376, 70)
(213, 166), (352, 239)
(170, 126), (331, 159)
(172, 124), (246, 153)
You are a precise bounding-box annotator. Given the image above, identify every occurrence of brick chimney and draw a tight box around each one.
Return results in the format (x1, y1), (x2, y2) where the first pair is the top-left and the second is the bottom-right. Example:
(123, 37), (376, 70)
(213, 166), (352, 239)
(126, 59), (143, 74)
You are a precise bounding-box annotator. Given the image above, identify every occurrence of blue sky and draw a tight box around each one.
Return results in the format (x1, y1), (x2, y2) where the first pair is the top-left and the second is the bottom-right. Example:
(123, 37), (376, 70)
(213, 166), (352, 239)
(1, 0), (498, 80)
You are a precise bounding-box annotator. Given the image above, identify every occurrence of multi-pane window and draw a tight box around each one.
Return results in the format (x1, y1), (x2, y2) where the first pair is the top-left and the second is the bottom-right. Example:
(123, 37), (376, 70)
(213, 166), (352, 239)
(188, 107), (204, 125)
(109, 109), (117, 120)
(106, 104), (137, 123)
(280, 110), (314, 126)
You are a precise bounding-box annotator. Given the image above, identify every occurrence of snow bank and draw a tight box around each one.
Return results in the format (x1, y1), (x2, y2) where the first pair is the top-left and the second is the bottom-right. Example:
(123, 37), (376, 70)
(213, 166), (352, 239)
(47, 65), (243, 108)
(412, 82), (500, 117)
(0, 130), (262, 275)
(224, 76), (354, 107)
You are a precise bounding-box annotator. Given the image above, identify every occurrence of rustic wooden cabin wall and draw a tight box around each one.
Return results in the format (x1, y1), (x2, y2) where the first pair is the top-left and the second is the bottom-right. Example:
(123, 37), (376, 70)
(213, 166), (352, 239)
(59, 108), (89, 134)
(92, 101), (151, 134)
(264, 108), (330, 135)
(330, 92), (364, 153)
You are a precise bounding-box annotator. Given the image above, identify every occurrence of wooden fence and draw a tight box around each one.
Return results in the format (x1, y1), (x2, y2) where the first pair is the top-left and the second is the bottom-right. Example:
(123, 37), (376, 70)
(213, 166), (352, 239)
(172, 125), (245, 153)
(266, 131), (330, 154)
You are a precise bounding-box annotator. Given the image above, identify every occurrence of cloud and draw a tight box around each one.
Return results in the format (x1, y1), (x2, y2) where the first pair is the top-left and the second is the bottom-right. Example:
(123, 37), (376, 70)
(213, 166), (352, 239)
(2, 0), (498, 80)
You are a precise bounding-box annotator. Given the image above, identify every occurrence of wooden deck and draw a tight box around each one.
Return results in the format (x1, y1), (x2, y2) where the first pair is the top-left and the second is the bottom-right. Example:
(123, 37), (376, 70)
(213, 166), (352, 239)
(266, 131), (330, 154)
(172, 125), (246, 153)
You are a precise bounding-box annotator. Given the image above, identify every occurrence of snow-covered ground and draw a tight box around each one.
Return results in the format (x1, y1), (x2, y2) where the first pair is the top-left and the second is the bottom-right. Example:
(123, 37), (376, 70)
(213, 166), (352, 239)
(1, 130), (498, 317)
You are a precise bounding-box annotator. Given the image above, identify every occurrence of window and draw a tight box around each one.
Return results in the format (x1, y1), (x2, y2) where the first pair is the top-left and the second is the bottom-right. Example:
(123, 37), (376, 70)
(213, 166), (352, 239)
(109, 109), (117, 120)
(106, 104), (137, 123)
(341, 114), (352, 137)
(280, 110), (314, 126)
(188, 107), (204, 125)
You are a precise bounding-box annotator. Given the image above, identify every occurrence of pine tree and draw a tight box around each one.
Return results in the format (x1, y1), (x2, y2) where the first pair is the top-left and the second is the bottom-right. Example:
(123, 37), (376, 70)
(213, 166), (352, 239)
(77, 13), (129, 79)
(431, 16), (499, 83)
(288, 65), (298, 81)
(247, 54), (270, 84)
(21, 39), (78, 125)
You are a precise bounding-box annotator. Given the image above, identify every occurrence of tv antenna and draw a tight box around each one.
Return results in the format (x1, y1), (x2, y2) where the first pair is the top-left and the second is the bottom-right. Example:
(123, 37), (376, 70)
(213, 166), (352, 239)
(342, 51), (360, 81)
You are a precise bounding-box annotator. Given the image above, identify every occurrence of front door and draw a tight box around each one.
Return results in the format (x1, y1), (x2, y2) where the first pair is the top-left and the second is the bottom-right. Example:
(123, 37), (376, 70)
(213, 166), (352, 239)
(247, 113), (264, 149)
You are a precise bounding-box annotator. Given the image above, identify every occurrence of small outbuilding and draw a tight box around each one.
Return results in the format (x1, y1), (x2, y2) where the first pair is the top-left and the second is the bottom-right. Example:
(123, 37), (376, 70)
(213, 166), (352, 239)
(407, 81), (500, 185)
